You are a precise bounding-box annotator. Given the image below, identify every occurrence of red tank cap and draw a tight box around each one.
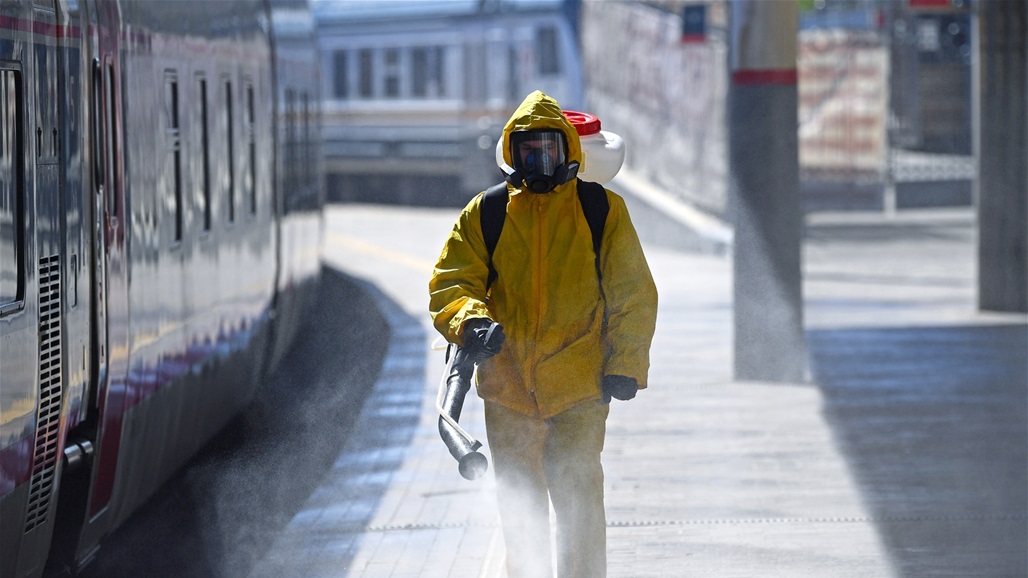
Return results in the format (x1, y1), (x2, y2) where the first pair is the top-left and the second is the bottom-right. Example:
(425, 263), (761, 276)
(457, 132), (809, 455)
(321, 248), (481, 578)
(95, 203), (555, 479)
(563, 110), (601, 136)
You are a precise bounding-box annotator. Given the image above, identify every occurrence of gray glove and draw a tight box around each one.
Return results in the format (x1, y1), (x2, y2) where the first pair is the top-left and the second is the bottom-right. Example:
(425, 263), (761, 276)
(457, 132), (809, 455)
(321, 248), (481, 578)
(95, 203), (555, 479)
(602, 375), (638, 403)
(462, 318), (505, 360)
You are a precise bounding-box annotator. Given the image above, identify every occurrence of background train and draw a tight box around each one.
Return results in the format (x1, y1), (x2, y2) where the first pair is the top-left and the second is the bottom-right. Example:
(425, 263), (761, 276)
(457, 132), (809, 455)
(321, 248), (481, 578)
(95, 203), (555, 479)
(0, 1), (324, 576)
(315, 0), (584, 205)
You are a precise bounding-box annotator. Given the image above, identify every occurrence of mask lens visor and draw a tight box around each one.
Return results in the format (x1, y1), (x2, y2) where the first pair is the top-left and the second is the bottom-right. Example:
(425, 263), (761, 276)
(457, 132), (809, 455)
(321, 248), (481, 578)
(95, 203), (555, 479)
(511, 130), (566, 178)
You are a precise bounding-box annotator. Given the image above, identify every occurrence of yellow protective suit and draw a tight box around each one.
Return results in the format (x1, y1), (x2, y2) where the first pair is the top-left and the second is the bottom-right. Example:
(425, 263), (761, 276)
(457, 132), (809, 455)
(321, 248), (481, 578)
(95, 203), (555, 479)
(429, 91), (658, 418)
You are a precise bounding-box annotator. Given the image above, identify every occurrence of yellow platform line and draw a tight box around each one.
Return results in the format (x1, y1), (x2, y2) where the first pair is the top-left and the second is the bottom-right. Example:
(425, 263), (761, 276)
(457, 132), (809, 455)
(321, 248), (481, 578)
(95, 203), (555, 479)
(325, 232), (436, 273)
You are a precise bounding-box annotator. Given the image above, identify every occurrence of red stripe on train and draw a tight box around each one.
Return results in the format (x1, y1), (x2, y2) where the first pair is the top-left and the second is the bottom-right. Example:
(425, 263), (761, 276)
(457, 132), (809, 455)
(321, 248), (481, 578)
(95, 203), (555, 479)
(0, 15), (81, 39)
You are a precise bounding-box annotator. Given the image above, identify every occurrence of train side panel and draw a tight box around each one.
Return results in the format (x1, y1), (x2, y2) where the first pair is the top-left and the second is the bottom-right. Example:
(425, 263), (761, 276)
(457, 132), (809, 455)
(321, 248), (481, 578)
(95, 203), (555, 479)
(74, 0), (278, 557)
(1, 0), (325, 575)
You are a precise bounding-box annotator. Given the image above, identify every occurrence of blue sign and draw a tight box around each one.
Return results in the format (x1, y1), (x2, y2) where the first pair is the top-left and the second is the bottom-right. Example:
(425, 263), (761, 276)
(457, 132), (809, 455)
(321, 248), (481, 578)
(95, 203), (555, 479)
(682, 4), (706, 43)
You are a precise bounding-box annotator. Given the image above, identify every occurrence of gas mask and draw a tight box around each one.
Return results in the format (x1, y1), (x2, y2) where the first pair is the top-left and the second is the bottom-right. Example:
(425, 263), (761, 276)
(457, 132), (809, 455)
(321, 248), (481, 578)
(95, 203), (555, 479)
(507, 129), (579, 193)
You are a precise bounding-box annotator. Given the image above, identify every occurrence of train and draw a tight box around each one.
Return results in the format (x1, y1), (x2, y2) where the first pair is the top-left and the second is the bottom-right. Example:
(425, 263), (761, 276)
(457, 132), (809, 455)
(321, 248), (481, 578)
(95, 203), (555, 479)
(314, 0), (584, 205)
(0, 1), (324, 576)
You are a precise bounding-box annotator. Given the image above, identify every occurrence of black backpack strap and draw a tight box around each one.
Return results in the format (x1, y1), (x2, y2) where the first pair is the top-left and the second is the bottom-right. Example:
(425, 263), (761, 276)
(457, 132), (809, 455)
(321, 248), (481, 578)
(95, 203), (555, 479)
(576, 179), (609, 283)
(480, 182), (509, 290)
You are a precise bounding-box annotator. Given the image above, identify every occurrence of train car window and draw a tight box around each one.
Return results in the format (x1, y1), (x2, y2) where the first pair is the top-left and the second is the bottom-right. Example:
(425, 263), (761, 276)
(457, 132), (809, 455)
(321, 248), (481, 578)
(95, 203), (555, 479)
(105, 63), (118, 218)
(91, 59), (104, 188)
(285, 88), (296, 209)
(224, 79), (235, 223)
(165, 72), (182, 242)
(536, 26), (560, 75)
(412, 48), (428, 97)
(302, 92), (312, 189)
(434, 47), (446, 96)
(246, 82), (256, 215)
(0, 67), (25, 309)
(412, 46), (447, 99)
(333, 50), (348, 99)
(196, 75), (211, 231)
(358, 49), (373, 98)
(384, 48), (400, 98)
(508, 45), (519, 102)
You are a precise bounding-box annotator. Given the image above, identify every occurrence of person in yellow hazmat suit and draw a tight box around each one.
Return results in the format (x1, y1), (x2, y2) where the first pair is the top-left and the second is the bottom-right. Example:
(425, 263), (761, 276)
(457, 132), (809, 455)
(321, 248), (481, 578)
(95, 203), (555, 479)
(429, 91), (658, 578)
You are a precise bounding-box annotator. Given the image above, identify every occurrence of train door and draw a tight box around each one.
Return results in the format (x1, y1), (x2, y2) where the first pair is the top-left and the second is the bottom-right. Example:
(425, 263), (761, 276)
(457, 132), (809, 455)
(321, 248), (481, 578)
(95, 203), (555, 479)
(84, 0), (127, 526)
(59, 0), (92, 442)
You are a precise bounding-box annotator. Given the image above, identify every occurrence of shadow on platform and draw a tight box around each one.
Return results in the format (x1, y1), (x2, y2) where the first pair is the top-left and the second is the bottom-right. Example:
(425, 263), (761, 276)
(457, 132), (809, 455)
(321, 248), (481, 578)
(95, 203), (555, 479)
(808, 323), (1028, 577)
(76, 267), (416, 578)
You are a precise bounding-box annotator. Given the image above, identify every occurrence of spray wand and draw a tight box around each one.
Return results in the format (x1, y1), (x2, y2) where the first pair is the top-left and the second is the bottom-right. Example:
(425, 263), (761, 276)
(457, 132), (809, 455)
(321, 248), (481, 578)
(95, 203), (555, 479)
(436, 321), (503, 480)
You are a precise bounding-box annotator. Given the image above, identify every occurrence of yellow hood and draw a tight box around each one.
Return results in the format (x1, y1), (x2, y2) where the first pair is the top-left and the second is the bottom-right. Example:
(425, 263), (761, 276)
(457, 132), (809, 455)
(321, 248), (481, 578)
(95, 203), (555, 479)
(501, 90), (582, 175)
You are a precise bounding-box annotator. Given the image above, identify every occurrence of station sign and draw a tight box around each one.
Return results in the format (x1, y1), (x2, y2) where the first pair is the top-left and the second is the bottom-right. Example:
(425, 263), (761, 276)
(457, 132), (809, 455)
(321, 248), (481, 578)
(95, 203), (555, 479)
(681, 4), (706, 44)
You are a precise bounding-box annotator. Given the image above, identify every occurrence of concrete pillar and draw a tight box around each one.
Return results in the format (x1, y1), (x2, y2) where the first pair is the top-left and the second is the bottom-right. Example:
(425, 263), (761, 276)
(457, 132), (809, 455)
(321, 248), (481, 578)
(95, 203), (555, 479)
(977, 0), (1028, 313)
(729, 0), (806, 382)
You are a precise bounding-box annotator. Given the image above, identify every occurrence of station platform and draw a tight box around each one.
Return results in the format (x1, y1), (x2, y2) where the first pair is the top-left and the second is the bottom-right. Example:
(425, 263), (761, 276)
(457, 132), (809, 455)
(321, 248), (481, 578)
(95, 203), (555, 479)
(246, 203), (1026, 578)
